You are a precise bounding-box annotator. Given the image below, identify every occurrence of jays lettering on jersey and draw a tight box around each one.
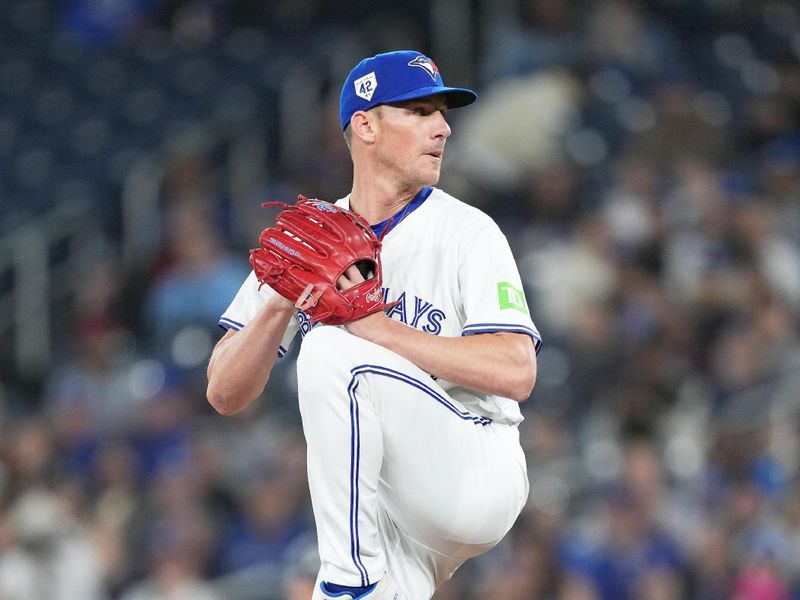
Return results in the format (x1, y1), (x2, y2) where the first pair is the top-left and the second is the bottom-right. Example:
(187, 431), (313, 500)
(219, 188), (541, 424)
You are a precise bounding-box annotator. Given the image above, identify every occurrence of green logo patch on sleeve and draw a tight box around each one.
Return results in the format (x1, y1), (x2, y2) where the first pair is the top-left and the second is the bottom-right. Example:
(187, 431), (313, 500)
(497, 282), (529, 314)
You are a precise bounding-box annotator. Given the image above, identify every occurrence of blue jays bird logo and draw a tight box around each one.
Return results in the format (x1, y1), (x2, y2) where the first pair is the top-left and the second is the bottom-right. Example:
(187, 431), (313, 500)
(408, 56), (439, 81)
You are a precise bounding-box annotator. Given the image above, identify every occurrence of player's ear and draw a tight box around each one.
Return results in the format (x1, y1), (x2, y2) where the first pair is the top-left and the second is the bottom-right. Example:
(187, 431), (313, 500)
(350, 111), (377, 144)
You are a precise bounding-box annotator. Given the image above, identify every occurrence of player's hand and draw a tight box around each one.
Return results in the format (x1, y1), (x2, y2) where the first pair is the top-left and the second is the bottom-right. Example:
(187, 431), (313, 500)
(338, 264), (398, 342)
(344, 308), (391, 341)
(337, 265), (365, 290)
(269, 292), (296, 314)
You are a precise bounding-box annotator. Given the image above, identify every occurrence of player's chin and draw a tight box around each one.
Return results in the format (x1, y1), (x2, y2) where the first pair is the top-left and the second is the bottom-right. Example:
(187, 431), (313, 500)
(420, 172), (441, 187)
(420, 162), (442, 185)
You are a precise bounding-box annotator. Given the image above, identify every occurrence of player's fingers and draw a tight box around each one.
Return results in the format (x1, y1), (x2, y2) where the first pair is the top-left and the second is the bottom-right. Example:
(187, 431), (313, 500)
(337, 274), (351, 290)
(345, 265), (365, 283)
(337, 265), (365, 290)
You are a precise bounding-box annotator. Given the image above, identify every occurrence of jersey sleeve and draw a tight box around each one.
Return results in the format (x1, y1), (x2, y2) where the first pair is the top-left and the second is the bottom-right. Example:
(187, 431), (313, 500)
(457, 220), (542, 354)
(218, 271), (299, 359)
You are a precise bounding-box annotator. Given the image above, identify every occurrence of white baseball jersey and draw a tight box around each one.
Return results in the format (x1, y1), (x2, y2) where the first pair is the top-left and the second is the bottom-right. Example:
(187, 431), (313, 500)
(219, 187), (541, 424)
(220, 187), (540, 596)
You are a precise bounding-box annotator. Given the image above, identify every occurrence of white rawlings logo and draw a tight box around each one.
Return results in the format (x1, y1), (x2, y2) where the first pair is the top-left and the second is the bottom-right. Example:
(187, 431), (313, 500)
(365, 288), (382, 303)
(354, 71), (377, 101)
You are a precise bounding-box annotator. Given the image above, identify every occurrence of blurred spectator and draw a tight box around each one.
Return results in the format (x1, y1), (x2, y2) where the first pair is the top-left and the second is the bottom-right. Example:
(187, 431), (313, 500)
(727, 196), (800, 310)
(759, 137), (800, 243)
(0, 504), (39, 600)
(2, 486), (106, 600)
(626, 82), (729, 170)
(521, 213), (617, 337)
(740, 98), (797, 156)
(281, 533), (320, 600)
(731, 560), (790, 600)
(561, 480), (685, 600)
(128, 379), (194, 482)
(42, 256), (146, 485)
(87, 440), (142, 595)
(688, 522), (734, 600)
(118, 458), (218, 599)
(213, 464), (312, 577)
(601, 157), (663, 259)
(480, 0), (582, 82)
(4, 419), (56, 492)
(507, 161), (584, 242)
(119, 518), (221, 600)
(446, 69), (583, 193)
(142, 199), (249, 361)
(726, 480), (793, 584)
(474, 521), (561, 600)
(584, 0), (683, 82)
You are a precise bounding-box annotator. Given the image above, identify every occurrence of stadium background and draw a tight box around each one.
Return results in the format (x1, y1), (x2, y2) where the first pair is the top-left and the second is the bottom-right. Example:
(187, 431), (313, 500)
(0, 0), (799, 598)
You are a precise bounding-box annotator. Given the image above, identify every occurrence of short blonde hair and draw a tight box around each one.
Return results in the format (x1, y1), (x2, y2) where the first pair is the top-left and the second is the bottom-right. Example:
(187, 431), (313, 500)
(343, 125), (353, 151)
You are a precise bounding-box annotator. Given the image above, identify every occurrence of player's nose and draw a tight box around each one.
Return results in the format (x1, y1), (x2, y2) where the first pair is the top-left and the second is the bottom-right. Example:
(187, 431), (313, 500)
(432, 110), (451, 139)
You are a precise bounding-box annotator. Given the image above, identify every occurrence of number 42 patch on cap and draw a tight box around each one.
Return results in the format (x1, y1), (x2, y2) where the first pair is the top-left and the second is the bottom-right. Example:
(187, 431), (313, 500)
(497, 282), (528, 314)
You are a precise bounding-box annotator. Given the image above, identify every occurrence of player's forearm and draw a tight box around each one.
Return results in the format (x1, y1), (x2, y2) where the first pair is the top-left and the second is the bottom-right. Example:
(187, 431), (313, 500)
(206, 297), (295, 415)
(347, 315), (537, 401)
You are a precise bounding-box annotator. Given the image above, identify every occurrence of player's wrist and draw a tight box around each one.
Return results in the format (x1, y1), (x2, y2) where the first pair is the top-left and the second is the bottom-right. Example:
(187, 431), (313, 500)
(268, 293), (296, 315)
(344, 310), (390, 342)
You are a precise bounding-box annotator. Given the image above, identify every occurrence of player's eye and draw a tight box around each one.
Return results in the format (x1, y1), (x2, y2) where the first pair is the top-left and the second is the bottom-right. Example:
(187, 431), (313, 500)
(409, 104), (447, 119)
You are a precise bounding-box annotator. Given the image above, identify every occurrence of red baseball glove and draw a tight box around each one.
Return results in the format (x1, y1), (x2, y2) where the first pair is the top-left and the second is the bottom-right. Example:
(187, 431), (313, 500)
(250, 195), (395, 325)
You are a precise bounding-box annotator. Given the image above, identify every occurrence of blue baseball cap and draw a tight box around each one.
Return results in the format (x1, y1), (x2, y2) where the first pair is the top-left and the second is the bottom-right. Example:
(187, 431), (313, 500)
(339, 50), (478, 131)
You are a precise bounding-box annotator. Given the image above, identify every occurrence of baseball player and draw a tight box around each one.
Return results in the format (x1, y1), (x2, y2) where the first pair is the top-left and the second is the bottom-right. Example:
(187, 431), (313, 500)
(207, 50), (541, 599)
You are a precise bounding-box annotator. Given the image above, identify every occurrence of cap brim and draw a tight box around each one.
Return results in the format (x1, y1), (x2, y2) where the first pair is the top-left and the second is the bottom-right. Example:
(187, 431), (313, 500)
(380, 86), (477, 109)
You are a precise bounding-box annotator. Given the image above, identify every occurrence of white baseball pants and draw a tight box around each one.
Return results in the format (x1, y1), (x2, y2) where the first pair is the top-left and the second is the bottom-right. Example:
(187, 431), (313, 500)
(297, 325), (529, 598)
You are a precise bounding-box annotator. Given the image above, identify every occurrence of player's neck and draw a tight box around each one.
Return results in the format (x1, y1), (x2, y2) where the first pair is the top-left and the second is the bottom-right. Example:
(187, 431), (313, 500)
(349, 173), (420, 225)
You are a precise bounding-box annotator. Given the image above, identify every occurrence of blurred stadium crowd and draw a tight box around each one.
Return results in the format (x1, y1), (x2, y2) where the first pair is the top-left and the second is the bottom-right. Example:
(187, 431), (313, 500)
(1, 0), (799, 599)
